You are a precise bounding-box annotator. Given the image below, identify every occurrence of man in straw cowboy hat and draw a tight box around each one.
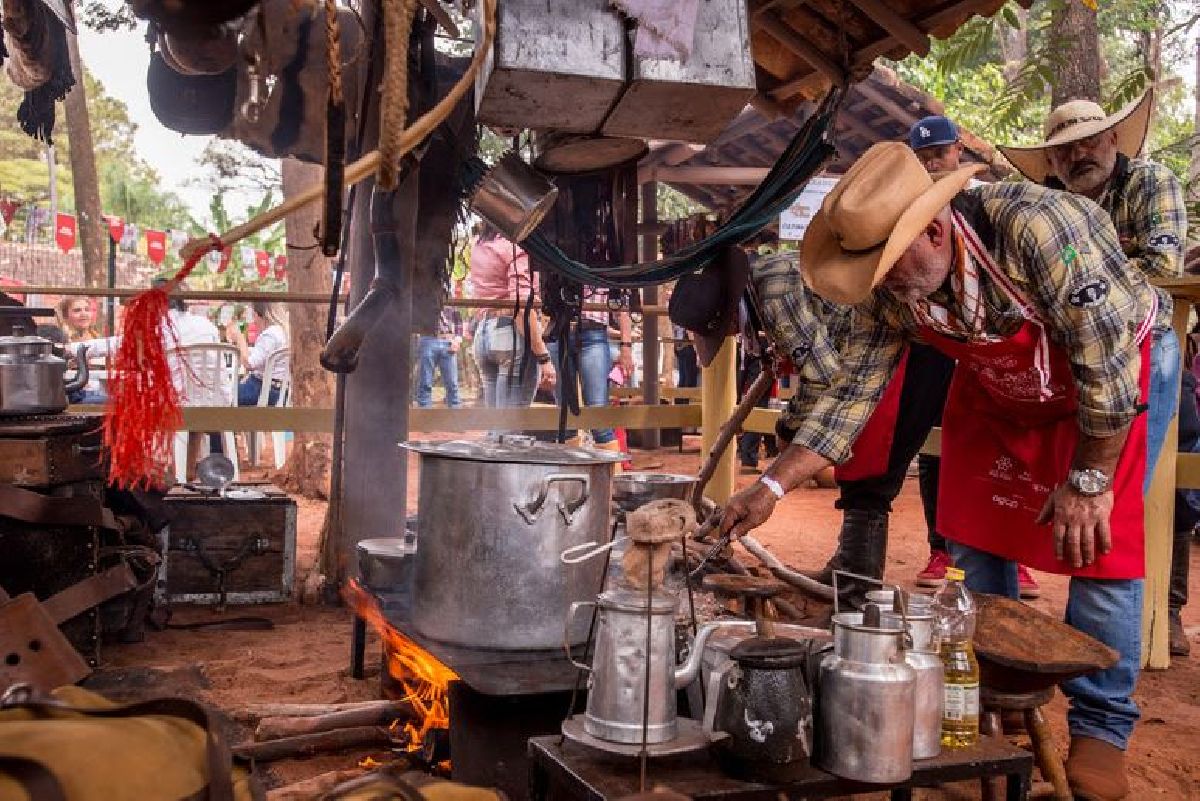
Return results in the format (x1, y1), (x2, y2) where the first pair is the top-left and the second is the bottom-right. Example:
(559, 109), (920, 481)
(719, 141), (1176, 800)
(1001, 91), (1192, 657)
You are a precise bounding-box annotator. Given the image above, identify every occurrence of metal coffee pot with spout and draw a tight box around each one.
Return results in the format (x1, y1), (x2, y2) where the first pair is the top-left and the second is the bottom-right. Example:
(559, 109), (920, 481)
(0, 329), (89, 415)
(566, 587), (727, 744)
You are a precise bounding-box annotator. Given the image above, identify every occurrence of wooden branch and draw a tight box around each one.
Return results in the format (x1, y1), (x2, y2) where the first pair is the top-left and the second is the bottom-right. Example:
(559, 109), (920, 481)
(255, 702), (413, 740)
(232, 700), (401, 724)
(845, 0), (930, 55)
(233, 726), (394, 762)
(266, 769), (368, 801)
(691, 366), (776, 506)
(756, 12), (847, 84)
(739, 535), (835, 601)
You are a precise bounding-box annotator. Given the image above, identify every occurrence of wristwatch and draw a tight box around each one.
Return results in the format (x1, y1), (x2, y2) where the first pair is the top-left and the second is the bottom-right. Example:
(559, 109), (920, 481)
(1067, 468), (1111, 497)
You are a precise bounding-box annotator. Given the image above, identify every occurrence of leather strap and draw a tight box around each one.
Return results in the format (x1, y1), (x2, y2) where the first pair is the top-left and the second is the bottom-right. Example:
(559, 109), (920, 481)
(0, 755), (67, 801)
(41, 563), (138, 625)
(0, 483), (116, 529)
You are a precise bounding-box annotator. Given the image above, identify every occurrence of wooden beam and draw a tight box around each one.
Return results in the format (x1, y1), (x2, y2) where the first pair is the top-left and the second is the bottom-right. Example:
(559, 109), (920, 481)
(646, 166), (771, 185)
(846, 0), (930, 55)
(640, 180), (661, 450)
(749, 92), (789, 121)
(853, 80), (923, 130)
(755, 11), (848, 85)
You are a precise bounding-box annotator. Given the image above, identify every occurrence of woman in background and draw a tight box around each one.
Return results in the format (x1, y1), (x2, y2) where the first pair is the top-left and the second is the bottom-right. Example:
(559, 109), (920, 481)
(226, 301), (289, 407)
(468, 223), (554, 408)
(56, 297), (99, 342)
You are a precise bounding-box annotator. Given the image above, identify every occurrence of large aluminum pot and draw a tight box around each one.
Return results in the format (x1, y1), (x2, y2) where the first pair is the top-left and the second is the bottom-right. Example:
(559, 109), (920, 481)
(0, 334), (88, 415)
(402, 436), (623, 650)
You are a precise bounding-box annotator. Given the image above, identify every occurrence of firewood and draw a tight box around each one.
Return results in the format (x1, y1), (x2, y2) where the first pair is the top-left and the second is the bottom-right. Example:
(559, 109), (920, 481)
(266, 769), (367, 801)
(739, 536), (835, 601)
(233, 726), (394, 762)
(231, 699), (399, 723)
(255, 701), (414, 740)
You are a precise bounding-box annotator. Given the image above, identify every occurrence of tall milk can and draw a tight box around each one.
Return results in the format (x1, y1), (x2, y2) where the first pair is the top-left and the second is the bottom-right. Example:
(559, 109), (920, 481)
(885, 598), (944, 760)
(817, 606), (916, 783)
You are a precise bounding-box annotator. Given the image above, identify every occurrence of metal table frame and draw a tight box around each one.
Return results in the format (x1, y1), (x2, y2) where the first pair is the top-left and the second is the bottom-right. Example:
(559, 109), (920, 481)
(528, 735), (1034, 801)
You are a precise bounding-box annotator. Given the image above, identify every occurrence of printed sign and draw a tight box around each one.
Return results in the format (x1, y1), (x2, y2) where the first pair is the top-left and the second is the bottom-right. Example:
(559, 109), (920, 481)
(778, 175), (837, 241)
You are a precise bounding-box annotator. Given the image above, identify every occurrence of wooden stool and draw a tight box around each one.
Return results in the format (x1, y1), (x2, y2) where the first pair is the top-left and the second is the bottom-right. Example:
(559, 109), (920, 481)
(980, 686), (1069, 801)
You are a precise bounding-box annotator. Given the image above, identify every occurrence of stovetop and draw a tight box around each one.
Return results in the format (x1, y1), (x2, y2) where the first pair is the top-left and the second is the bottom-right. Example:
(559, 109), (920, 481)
(380, 593), (588, 697)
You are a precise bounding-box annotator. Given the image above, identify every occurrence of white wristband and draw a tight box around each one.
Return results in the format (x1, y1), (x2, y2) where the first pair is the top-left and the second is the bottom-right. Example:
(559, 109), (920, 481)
(759, 475), (786, 500)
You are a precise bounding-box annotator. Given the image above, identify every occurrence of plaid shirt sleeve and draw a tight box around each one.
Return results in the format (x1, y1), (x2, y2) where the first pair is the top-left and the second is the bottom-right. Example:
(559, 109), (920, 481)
(1113, 160), (1186, 279)
(781, 300), (907, 463)
(1003, 194), (1148, 437)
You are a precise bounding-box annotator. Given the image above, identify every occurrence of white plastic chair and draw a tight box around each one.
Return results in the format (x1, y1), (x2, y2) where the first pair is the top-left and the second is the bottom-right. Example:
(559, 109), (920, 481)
(247, 347), (292, 468)
(173, 343), (240, 483)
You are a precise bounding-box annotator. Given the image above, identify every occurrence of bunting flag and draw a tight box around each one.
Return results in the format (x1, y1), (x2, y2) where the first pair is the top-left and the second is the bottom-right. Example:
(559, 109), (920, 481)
(0, 200), (17, 225)
(144, 229), (167, 264)
(104, 214), (124, 244)
(54, 212), (76, 252)
(255, 250), (270, 278)
(273, 254), (287, 280)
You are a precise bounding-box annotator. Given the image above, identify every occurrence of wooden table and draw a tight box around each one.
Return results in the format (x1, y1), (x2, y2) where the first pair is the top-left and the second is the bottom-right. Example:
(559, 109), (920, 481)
(528, 734), (1034, 801)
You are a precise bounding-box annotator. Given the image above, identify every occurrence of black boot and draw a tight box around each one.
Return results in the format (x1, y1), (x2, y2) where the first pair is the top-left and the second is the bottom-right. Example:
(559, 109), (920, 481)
(1170, 525), (1192, 658)
(809, 510), (888, 608)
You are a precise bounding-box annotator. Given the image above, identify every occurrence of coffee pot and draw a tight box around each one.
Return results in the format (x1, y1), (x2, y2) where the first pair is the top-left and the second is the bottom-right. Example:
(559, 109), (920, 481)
(0, 329), (89, 415)
(565, 587), (726, 744)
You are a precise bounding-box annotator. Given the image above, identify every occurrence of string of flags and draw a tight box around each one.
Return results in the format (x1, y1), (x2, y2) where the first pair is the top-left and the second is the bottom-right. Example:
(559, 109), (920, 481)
(30, 209), (287, 280)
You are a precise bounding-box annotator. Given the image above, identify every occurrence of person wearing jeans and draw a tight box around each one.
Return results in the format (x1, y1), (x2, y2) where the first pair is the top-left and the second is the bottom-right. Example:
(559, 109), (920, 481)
(416, 307), (463, 408)
(473, 317), (546, 408)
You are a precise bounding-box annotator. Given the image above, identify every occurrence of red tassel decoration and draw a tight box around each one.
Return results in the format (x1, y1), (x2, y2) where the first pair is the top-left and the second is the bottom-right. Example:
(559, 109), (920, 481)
(104, 235), (223, 489)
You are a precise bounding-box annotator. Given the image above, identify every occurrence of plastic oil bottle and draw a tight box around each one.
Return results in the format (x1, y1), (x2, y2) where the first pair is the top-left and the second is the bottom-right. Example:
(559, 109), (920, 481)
(934, 567), (979, 748)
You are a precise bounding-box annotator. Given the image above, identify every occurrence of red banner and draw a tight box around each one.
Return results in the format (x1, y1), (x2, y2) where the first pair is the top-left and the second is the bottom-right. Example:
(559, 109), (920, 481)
(145, 229), (166, 264)
(0, 200), (17, 225)
(104, 214), (124, 243)
(54, 213), (76, 253)
(273, 254), (287, 280)
(217, 247), (231, 273)
(256, 250), (270, 279)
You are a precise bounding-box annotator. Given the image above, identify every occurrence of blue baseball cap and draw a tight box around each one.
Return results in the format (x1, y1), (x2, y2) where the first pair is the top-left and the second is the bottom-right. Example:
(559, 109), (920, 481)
(909, 116), (959, 150)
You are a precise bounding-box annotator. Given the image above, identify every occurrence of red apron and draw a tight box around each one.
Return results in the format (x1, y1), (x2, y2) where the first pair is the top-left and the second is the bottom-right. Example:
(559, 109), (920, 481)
(834, 348), (910, 482)
(923, 222), (1154, 580)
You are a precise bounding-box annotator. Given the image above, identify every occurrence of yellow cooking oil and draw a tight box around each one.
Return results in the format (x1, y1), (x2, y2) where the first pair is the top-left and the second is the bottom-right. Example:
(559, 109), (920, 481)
(939, 635), (980, 747)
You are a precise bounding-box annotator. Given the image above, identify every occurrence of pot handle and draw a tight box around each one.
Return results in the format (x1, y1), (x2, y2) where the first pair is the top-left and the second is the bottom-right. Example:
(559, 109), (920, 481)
(560, 536), (627, 565)
(514, 473), (590, 525)
(564, 600), (596, 671)
(63, 344), (90, 395)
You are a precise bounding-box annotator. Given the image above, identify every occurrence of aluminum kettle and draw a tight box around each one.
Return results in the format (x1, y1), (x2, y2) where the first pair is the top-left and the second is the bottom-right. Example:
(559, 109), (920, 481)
(566, 587), (727, 745)
(0, 332), (89, 415)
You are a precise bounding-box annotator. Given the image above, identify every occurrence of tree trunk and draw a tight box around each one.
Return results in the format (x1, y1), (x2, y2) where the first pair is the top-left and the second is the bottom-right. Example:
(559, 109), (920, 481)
(63, 28), (105, 287)
(277, 158), (334, 498)
(1048, 0), (1102, 105)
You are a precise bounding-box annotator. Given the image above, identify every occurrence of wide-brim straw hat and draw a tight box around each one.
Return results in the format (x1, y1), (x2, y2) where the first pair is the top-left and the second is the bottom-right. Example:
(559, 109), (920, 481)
(998, 91), (1153, 183)
(801, 142), (985, 305)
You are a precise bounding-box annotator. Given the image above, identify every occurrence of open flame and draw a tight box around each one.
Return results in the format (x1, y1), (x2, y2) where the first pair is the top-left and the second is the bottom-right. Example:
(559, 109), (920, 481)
(345, 580), (458, 753)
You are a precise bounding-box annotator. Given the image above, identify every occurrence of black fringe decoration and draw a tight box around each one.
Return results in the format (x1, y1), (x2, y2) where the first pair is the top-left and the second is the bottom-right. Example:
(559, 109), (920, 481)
(17, 10), (74, 143)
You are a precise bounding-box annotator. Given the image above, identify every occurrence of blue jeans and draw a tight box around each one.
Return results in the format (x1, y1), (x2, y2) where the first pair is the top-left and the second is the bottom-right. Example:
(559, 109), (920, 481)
(238, 374), (280, 407)
(548, 327), (615, 444)
(416, 336), (460, 408)
(473, 318), (538, 409)
(943, 330), (1181, 750)
(1145, 327), (1181, 492)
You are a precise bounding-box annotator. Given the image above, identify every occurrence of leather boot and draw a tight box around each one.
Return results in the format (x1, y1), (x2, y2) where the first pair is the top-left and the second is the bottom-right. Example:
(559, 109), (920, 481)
(1066, 737), (1129, 800)
(1169, 609), (1190, 657)
(808, 510), (888, 610)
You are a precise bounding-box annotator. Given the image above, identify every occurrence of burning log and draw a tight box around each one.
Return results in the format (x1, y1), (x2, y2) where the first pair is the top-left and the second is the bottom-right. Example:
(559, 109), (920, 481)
(739, 536), (835, 602)
(233, 725), (394, 762)
(255, 701), (415, 740)
(232, 699), (402, 724)
(265, 769), (367, 801)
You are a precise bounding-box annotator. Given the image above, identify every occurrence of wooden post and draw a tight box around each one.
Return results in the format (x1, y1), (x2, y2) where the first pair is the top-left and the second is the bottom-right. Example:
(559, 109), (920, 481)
(1142, 300), (1189, 668)
(700, 337), (737, 504)
(640, 181), (660, 450)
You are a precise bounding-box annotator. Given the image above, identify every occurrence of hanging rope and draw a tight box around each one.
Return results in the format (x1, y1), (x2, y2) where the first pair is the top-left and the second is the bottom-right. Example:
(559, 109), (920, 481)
(104, 0), (499, 488)
(378, 0), (421, 190)
(321, 0), (347, 256)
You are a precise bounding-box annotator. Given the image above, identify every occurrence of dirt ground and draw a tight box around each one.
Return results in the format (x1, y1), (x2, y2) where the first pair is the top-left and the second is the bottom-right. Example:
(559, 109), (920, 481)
(97, 437), (1200, 799)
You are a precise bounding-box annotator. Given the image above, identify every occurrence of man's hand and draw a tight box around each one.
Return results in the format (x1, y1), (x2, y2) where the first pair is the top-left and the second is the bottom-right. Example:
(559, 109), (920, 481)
(618, 346), (635, 379)
(539, 360), (557, 387)
(1035, 484), (1114, 569)
(719, 482), (778, 540)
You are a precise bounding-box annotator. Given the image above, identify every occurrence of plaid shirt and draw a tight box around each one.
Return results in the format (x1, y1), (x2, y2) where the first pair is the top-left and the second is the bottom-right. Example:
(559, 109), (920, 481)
(1097, 155), (1186, 281)
(783, 182), (1168, 464)
(748, 250), (851, 396)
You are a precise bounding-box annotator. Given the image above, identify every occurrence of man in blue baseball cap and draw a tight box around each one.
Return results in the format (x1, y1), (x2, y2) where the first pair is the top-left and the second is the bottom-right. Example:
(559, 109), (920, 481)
(909, 115), (965, 173)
